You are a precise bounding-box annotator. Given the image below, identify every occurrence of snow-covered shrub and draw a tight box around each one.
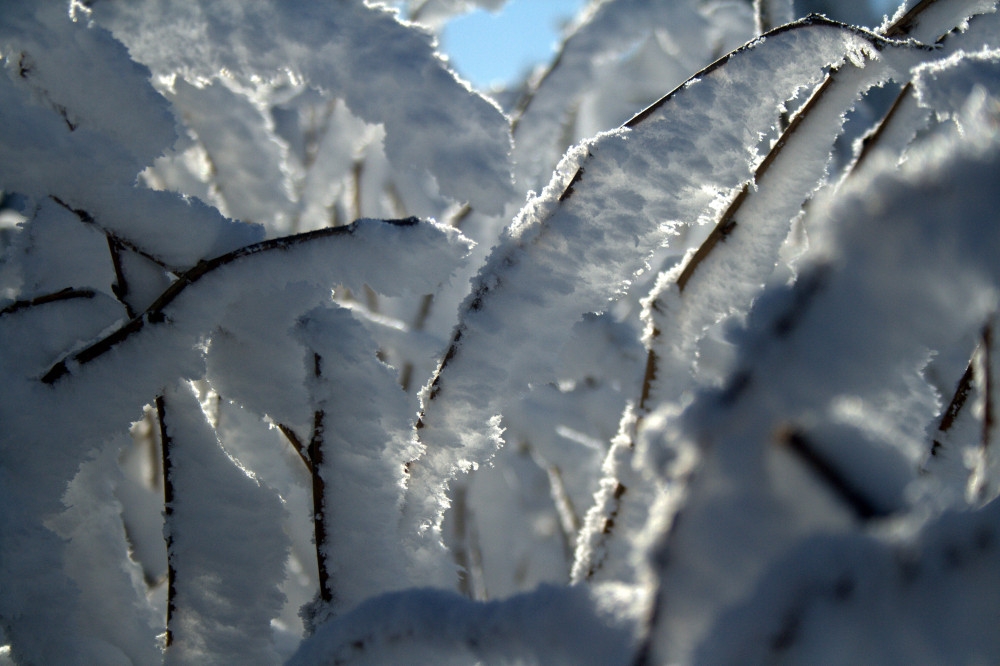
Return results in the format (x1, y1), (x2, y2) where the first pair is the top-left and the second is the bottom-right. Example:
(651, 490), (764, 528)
(2, 0), (1000, 663)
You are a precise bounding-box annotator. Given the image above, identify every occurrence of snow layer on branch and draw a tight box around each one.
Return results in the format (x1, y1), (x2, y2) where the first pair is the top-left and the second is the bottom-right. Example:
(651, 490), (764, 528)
(639, 71), (1000, 664)
(91, 0), (515, 214)
(642, 62), (891, 413)
(159, 382), (287, 664)
(406, 18), (878, 540)
(289, 584), (633, 665)
(0, 219), (469, 660)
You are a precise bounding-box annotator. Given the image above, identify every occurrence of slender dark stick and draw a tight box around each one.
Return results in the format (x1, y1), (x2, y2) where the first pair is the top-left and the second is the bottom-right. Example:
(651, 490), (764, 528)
(780, 429), (885, 520)
(277, 423), (312, 472)
(307, 353), (333, 605)
(106, 235), (138, 319)
(850, 82), (915, 173)
(155, 395), (177, 648)
(0, 287), (95, 318)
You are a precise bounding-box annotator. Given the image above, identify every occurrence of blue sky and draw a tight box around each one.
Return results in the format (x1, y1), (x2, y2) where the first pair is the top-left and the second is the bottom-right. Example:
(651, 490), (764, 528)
(440, 0), (586, 89)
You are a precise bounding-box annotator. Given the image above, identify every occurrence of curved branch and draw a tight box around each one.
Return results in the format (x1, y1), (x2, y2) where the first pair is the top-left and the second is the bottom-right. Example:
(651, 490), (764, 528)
(41, 217), (421, 384)
(0, 287), (96, 318)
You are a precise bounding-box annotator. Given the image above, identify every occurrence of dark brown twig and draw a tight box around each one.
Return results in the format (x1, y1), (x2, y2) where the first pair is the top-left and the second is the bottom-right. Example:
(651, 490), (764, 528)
(307, 353), (333, 605)
(155, 395), (177, 648)
(779, 428), (885, 520)
(850, 82), (915, 173)
(277, 422), (312, 472)
(0, 287), (95, 318)
(106, 236), (138, 319)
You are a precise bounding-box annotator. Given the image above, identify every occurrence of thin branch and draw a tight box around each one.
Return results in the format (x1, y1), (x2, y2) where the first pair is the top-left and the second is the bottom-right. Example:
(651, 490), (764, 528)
(155, 394), (177, 648)
(850, 81), (915, 174)
(107, 235), (138, 319)
(0, 287), (95, 318)
(778, 428), (887, 520)
(307, 352), (333, 605)
(930, 356), (976, 459)
(277, 422), (312, 472)
(41, 217), (421, 384)
(449, 484), (474, 599)
(51, 196), (174, 272)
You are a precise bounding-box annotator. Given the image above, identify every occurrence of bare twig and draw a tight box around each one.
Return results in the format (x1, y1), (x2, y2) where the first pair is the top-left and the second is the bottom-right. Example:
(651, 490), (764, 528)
(277, 422), (312, 472)
(929, 356), (976, 461)
(0, 287), (95, 318)
(155, 394), (177, 648)
(850, 82), (915, 173)
(106, 236), (138, 319)
(307, 352), (333, 605)
(779, 428), (886, 521)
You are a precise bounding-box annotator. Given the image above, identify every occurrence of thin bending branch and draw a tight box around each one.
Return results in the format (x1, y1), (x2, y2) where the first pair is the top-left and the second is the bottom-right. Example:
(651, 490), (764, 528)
(0, 287), (95, 318)
(754, 0), (794, 34)
(41, 217), (421, 384)
(636, 11), (942, 409)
